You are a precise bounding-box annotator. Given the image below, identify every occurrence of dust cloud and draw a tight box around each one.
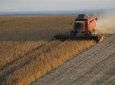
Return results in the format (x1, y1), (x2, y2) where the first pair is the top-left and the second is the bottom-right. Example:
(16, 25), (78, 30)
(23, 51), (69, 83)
(96, 12), (115, 34)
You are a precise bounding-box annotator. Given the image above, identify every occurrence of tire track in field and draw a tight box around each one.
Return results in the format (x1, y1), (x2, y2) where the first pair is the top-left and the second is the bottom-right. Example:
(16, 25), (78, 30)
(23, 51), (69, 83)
(71, 53), (115, 85)
(0, 42), (46, 70)
(109, 75), (115, 85)
(86, 59), (115, 85)
(0, 41), (47, 70)
(0, 40), (63, 84)
(32, 35), (115, 85)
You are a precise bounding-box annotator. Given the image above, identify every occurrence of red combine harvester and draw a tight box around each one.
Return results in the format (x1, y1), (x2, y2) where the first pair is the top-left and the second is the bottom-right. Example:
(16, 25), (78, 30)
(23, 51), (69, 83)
(54, 14), (104, 42)
(70, 14), (104, 42)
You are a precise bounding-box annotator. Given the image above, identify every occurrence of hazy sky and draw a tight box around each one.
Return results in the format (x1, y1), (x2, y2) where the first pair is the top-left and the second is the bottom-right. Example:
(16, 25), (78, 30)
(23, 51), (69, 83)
(0, 0), (115, 12)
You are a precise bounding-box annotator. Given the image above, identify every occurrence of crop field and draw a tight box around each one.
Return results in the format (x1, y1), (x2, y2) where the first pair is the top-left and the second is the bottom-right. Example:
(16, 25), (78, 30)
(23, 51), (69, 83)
(33, 35), (115, 85)
(0, 16), (96, 85)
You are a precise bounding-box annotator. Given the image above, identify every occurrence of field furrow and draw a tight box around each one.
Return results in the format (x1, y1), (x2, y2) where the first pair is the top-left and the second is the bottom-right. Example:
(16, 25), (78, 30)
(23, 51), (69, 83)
(0, 41), (47, 70)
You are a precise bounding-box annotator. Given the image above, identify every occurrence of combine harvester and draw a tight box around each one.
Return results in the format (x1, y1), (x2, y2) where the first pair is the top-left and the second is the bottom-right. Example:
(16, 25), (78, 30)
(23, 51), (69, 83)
(54, 14), (105, 42)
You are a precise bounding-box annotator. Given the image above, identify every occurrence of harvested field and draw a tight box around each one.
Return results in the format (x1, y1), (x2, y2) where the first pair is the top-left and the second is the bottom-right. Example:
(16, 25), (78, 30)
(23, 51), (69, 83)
(0, 16), (96, 85)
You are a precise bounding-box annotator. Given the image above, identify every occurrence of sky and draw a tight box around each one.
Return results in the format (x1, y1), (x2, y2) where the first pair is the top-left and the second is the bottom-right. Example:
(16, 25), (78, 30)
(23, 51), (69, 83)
(0, 0), (115, 12)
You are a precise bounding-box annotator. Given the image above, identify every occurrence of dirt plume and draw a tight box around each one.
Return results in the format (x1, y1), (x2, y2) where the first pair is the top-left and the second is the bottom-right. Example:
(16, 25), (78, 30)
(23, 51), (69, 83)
(96, 12), (115, 34)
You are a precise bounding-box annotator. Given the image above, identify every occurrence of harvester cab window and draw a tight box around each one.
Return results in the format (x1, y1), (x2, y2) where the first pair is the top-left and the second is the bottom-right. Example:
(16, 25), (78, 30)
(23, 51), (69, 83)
(75, 21), (85, 32)
(76, 23), (84, 29)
